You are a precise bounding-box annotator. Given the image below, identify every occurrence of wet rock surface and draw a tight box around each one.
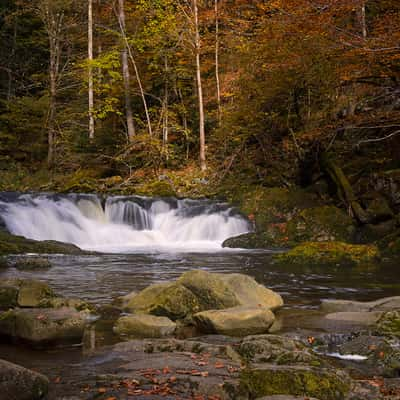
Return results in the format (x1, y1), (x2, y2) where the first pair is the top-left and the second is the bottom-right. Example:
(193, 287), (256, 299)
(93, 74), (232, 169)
(0, 358), (49, 400)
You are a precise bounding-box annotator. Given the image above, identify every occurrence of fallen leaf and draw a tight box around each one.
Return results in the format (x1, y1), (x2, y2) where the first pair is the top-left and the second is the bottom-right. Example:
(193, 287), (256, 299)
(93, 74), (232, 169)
(163, 366), (171, 374)
(215, 361), (225, 369)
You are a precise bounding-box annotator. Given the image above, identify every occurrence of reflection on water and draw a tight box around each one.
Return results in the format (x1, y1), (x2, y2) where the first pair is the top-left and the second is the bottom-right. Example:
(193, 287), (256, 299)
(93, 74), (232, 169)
(1, 251), (399, 308)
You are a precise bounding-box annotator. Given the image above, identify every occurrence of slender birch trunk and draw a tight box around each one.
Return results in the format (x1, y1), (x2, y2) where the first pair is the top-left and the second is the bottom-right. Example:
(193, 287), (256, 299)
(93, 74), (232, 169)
(118, 0), (135, 141)
(215, 0), (221, 126)
(193, 0), (206, 171)
(88, 0), (95, 140)
(163, 56), (169, 158)
(361, 2), (367, 39)
(43, 7), (63, 168)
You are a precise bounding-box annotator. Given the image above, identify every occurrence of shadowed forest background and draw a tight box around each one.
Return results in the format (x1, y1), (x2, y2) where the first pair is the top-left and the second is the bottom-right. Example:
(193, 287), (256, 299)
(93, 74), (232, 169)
(0, 0), (399, 197)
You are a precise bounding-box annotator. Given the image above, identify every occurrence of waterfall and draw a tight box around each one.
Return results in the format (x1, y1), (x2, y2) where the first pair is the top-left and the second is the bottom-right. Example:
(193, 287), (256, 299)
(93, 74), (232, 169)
(0, 193), (250, 252)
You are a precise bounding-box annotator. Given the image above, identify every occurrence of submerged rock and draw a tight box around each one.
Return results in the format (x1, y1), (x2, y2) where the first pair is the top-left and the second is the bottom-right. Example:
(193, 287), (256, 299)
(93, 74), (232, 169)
(0, 358), (49, 400)
(113, 314), (176, 339)
(274, 241), (380, 266)
(193, 306), (275, 337)
(13, 256), (52, 270)
(320, 296), (400, 313)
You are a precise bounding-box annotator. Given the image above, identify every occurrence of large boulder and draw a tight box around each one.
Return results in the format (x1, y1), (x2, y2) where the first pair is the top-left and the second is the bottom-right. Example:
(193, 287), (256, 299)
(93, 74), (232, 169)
(124, 271), (283, 323)
(193, 306), (275, 337)
(274, 242), (380, 266)
(178, 270), (239, 310)
(219, 273), (283, 310)
(0, 359), (48, 400)
(125, 282), (202, 320)
(113, 314), (176, 339)
(0, 307), (89, 344)
(240, 364), (350, 400)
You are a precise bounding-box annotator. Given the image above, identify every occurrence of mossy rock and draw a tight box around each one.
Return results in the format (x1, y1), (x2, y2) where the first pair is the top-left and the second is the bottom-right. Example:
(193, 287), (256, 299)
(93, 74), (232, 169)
(136, 180), (176, 197)
(125, 282), (202, 321)
(240, 365), (350, 400)
(37, 296), (94, 312)
(222, 232), (276, 249)
(0, 284), (18, 309)
(178, 270), (239, 311)
(274, 242), (380, 266)
(238, 335), (322, 366)
(14, 256), (52, 270)
(0, 359), (49, 400)
(0, 230), (84, 256)
(376, 229), (400, 257)
(376, 311), (400, 338)
(17, 279), (55, 307)
(0, 307), (89, 344)
(238, 187), (321, 231)
(193, 306), (275, 337)
(0, 256), (11, 269)
(113, 314), (176, 339)
(224, 201), (355, 249)
(286, 206), (355, 243)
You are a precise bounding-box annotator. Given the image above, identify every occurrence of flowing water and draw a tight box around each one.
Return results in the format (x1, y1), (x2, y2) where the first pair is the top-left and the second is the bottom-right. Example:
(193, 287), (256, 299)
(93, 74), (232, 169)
(0, 193), (400, 398)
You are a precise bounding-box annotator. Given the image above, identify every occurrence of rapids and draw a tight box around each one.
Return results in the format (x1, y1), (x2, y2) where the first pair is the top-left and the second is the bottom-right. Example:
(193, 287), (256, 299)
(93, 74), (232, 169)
(0, 193), (251, 252)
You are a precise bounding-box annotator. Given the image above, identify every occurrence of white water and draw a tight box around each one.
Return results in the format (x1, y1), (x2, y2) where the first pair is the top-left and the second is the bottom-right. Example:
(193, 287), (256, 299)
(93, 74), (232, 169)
(0, 194), (250, 252)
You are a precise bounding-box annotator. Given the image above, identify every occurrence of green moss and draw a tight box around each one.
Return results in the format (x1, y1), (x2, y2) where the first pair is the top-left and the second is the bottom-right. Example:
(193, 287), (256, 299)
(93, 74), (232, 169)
(0, 231), (84, 256)
(240, 366), (349, 400)
(136, 180), (176, 197)
(0, 286), (18, 309)
(287, 206), (355, 243)
(376, 311), (400, 337)
(274, 241), (380, 266)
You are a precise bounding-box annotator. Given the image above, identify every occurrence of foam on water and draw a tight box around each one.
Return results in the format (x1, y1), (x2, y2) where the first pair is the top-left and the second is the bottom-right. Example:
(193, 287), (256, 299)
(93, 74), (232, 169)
(0, 193), (251, 253)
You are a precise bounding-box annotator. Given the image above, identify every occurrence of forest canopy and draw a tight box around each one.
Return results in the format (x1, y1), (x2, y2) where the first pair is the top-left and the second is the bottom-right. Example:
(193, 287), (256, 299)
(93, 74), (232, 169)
(0, 0), (399, 190)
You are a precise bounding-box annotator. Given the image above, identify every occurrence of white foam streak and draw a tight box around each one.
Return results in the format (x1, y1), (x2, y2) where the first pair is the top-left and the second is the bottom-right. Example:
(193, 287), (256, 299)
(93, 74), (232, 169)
(0, 195), (250, 253)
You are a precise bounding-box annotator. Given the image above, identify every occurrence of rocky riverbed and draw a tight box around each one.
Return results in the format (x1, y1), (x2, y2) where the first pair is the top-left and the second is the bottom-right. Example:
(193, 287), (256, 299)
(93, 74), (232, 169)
(1, 266), (400, 400)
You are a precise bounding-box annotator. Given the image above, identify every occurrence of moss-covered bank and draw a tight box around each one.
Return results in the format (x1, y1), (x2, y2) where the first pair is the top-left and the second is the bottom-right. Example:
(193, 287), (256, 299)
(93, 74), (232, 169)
(0, 231), (84, 256)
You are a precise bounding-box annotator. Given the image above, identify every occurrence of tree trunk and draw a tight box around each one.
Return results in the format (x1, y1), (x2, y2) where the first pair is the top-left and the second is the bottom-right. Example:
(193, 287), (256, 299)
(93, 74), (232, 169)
(215, 0), (221, 126)
(163, 56), (169, 159)
(88, 0), (95, 140)
(193, 0), (206, 171)
(46, 12), (63, 168)
(321, 154), (371, 224)
(361, 2), (367, 39)
(118, 0), (135, 141)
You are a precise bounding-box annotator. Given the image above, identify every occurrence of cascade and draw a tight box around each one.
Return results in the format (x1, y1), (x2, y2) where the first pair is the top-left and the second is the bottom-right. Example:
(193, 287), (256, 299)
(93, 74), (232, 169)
(0, 193), (250, 252)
